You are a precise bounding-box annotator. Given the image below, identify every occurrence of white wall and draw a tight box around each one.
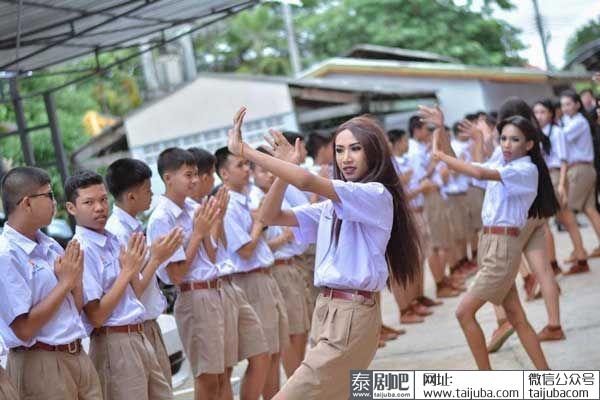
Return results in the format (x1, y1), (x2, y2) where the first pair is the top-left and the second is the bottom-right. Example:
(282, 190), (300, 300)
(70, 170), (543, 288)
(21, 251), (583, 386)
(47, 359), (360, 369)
(125, 76), (296, 148)
(323, 73), (487, 125)
(480, 82), (554, 112)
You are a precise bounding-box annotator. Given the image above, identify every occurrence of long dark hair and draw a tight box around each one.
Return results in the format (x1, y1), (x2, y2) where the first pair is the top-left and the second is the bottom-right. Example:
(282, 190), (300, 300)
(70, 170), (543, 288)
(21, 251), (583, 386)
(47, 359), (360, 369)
(497, 116), (559, 218)
(498, 97), (551, 155)
(330, 115), (422, 287)
(560, 90), (598, 140)
(533, 98), (558, 145)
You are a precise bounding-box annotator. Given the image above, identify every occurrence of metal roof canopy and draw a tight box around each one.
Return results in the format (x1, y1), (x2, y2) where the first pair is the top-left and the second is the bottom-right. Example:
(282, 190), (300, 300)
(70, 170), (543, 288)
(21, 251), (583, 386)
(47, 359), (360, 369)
(0, 0), (256, 76)
(0, 0), (256, 197)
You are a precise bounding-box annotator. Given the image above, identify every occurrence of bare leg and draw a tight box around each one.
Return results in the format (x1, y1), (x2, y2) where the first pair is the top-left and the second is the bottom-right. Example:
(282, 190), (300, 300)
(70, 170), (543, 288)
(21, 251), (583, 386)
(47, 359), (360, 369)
(195, 374), (222, 400)
(584, 205), (600, 242)
(501, 285), (550, 370)
(281, 334), (306, 378)
(544, 223), (558, 264)
(455, 293), (489, 369)
(493, 305), (507, 325)
(220, 369), (234, 400)
(524, 247), (561, 326)
(240, 352), (269, 400)
(263, 353), (281, 400)
(557, 210), (587, 259)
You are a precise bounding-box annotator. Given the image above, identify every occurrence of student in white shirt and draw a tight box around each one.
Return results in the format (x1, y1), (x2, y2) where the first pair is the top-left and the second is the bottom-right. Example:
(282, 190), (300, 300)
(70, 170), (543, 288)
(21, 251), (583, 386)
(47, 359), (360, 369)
(65, 171), (172, 400)
(215, 146), (290, 399)
(105, 158), (183, 387)
(186, 147), (270, 400)
(0, 334), (18, 400)
(560, 90), (600, 266)
(0, 167), (101, 400)
(251, 146), (310, 378)
(534, 99), (589, 274)
(145, 148), (226, 400)
(228, 108), (422, 399)
(424, 107), (553, 370)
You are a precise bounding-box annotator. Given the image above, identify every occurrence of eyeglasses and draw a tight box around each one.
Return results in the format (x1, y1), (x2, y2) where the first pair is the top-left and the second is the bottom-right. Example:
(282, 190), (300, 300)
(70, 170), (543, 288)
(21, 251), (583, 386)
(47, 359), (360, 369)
(17, 191), (55, 205)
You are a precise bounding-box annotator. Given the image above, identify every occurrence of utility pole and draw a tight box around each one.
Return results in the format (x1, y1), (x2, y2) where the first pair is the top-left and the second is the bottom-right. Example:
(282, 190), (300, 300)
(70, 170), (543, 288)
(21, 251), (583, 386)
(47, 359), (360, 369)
(282, 1), (301, 77)
(532, 0), (552, 71)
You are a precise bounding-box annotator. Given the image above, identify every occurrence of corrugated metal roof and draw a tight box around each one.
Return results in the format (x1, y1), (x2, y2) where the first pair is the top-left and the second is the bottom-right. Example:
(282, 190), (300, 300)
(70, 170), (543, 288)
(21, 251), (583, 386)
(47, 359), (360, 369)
(345, 44), (460, 64)
(0, 0), (257, 75)
(300, 57), (591, 83)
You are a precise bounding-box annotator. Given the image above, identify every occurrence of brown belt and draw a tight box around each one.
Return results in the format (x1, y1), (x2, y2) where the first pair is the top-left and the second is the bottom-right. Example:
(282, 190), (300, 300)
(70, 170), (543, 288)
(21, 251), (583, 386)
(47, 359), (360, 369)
(274, 259), (293, 266)
(445, 192), (467, 196)
(92, 323), (144, 336)
(322, 287), (376, 303)
(179, 279), (221, 292)
(14, 339), (82, 354)
(482, 226), (520, 237)
(569, 161), (592, 167)
(548, 167), (561, 172)
(234, 266), (271, 276)
(412, 207), (424, 213)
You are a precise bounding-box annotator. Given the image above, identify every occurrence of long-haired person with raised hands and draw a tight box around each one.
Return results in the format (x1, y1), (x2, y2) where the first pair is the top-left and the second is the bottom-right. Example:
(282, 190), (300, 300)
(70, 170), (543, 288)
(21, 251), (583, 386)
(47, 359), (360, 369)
(227, 107), (422, 400)
(420, 105), (552, 370)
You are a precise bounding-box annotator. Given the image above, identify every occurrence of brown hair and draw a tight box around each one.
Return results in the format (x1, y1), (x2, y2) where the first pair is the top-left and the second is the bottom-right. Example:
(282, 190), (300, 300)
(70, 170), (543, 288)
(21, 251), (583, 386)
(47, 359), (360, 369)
(330, 115), (422, 287)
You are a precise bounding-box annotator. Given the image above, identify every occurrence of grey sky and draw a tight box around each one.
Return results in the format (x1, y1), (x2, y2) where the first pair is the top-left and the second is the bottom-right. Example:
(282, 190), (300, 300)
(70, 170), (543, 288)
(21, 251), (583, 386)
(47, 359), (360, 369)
(459, 0), (600, 70)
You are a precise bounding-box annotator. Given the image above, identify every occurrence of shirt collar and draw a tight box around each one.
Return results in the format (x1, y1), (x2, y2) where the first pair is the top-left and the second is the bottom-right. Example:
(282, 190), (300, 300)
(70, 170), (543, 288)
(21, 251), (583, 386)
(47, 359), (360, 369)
(157, 195), (184, 219)
(504, 155), (532, 166)
(1, 223), (55, 255)
(229, 189), (249, 208)
(112, 205), (142, 232)
(74, 225), (112, 248)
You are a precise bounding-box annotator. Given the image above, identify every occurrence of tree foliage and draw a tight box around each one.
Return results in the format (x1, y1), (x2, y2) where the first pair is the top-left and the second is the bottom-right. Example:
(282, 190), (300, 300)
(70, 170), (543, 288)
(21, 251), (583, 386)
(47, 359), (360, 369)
(0, 51), (142, 209)
(566, 16), (600, 61)
(194, 0), (525, 76)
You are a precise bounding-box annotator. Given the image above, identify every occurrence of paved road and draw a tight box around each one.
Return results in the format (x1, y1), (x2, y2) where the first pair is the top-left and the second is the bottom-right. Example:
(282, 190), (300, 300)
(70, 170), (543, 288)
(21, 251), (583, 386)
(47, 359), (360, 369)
(175, 222), (599, 398)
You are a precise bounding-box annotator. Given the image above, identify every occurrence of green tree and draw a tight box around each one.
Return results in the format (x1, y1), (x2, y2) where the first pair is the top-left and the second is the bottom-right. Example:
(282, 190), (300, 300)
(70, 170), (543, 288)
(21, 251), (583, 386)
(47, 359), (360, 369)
(566, 16), (600, 61)
(194, 0), (524, 75)
(0, 50), (143, 212)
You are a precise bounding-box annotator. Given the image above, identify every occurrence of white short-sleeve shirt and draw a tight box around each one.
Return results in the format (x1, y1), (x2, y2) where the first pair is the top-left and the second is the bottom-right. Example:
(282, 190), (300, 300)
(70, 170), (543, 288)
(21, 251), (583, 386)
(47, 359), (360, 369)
(395, 153), (426, 208)
(542, 124), (568, 169)
(561, 113), (594, 163)
(223, 190), (274, 272)
(74, 225), (145, 332)
(106, 206), (167, 321)
(291, 180), (393, 292)
(0, 225), (87, 347)
(146, 196), (219, 285)
(479, 155), (538, 229)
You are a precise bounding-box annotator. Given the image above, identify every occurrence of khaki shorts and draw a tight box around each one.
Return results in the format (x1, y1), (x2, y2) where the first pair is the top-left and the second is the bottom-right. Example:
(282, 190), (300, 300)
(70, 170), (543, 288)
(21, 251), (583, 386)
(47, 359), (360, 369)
(232, 270), (290, 355)
(174, 288), (225, 377)
(445, 194), (468, 241)
(143, 319), (171, 387)
(519, 218), (547, 253)
(221, 278), (268, 366)
(8, 349), (98, 400)
(469, 233), (522, 305)
(413, 210), (431, 257)
(466, 186), (485, 233)
(0, 366), (18, 400)
(279, 293), (381, 400)
(567, 163), (597, 211)
(90, 331), (171, 400)
(272, 262), (311, 335)
(424, 191), (451, 249)
(296, 246), (319, 320)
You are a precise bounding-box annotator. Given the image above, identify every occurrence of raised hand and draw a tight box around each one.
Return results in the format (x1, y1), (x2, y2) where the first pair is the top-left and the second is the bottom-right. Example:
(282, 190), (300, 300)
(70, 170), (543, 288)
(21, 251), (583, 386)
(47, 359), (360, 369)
(214, 186), (229, 221)
(119, 232), (147, 278)
(263, 129), (303, 164)
(193, 196), (220, 239)
(150, 227), (184, 265)
(418, 105), (445, 129)
(55, 240), (84, 290)
(227, 107), (247, 156)
(458, 119), (483, 142)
